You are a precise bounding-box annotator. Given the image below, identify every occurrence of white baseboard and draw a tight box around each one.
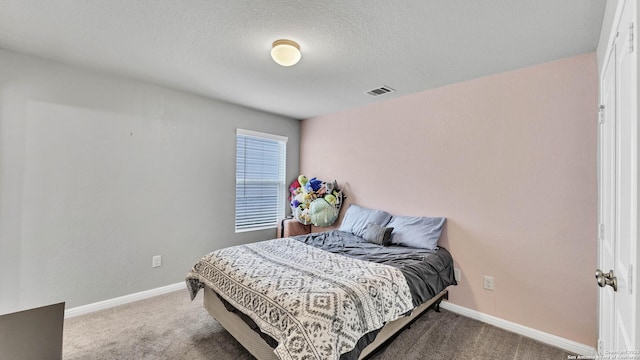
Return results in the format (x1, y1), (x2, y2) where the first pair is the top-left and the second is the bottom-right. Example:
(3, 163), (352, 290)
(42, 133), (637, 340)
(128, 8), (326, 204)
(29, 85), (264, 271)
(440, 301), (596, 356)
(64, 282), (186, 319)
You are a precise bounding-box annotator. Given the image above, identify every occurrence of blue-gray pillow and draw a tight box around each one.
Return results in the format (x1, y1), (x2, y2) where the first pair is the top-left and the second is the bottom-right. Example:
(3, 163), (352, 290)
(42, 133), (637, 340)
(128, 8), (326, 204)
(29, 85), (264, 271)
(338, 204), (392, 238)
(362, 223), (394, 246)
(388, 216), (446, 250)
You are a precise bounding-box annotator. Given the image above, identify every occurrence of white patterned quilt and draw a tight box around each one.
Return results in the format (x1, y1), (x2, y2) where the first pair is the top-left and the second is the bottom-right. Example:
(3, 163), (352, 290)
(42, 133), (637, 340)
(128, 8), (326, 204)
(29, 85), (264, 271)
(186, 237), (413, 360)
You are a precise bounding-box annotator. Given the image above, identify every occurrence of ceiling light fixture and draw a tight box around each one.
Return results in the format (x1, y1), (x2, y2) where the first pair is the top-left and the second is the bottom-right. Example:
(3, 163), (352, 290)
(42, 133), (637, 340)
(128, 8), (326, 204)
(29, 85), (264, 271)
(271, 39), (301, 67)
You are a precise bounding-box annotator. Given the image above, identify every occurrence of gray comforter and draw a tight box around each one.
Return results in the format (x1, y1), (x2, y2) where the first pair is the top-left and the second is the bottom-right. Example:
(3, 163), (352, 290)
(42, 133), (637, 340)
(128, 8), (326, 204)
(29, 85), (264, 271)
(292, 230), (457, 307)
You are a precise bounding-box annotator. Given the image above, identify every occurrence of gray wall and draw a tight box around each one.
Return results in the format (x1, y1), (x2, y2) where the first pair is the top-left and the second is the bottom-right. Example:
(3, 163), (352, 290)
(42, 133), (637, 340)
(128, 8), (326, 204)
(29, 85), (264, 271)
(0, 49), (300, 313)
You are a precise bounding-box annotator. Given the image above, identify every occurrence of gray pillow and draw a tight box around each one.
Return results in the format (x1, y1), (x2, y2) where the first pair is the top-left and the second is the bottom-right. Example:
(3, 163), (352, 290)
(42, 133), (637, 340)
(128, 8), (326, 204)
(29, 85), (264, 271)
(338, 204), (392, 238)
(388, 216), (446, 250)
(362, 223), (394, 246)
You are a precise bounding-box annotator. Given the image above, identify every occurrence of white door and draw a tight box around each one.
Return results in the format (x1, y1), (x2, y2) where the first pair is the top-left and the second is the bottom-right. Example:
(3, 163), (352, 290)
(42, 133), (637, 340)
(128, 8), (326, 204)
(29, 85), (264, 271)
(598, 40), (616, 354)
(598, 0), (637, 354)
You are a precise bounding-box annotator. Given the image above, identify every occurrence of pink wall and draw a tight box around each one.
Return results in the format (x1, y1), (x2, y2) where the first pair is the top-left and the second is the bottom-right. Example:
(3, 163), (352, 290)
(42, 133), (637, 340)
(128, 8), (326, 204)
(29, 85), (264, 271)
(300, 53), (598, 346)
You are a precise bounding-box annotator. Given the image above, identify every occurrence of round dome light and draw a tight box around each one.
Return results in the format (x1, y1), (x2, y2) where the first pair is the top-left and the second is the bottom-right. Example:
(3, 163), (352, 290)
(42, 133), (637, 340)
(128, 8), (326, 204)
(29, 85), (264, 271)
(271, 39), (301, 67)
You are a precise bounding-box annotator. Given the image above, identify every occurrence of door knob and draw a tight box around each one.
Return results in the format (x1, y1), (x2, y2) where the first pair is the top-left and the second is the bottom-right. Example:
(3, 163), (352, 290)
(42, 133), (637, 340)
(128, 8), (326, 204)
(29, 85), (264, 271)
(595, 269), (618, 291)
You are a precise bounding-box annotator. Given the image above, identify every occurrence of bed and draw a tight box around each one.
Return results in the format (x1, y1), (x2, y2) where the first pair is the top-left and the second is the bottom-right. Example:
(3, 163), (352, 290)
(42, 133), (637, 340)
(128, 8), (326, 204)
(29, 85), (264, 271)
(186, 205), (457, 360)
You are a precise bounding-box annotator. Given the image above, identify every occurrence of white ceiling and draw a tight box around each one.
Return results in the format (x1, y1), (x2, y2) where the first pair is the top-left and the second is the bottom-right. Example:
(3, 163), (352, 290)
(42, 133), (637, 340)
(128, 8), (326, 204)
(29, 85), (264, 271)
(0, 0), (606, 119)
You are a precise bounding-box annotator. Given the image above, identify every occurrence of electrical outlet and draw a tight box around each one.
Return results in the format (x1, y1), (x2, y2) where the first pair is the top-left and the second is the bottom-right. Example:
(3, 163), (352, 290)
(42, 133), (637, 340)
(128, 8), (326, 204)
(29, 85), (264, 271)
(483, 275), (494, 290)
(152, 255), (162, 268)
(454, 268), (461, 282)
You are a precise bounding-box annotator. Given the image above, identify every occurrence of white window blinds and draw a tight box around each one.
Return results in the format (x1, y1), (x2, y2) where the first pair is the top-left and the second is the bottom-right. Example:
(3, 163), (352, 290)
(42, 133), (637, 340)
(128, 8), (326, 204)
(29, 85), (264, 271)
(235, 129), (287, 232)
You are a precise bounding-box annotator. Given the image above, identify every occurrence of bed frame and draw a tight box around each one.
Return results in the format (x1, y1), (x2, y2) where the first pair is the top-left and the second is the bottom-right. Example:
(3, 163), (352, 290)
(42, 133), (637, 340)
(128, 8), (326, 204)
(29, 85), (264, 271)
(203, 286), (448, 360)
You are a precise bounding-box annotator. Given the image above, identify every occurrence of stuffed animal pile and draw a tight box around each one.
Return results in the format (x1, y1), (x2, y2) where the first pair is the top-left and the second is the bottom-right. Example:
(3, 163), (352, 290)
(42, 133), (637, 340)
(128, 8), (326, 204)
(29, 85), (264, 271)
(289, 175), (344, 226)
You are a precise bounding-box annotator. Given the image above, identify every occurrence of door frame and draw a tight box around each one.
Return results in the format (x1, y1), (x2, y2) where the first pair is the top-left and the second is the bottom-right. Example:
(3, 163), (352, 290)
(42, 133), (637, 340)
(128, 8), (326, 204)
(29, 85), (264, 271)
(596, 0), (639, 354)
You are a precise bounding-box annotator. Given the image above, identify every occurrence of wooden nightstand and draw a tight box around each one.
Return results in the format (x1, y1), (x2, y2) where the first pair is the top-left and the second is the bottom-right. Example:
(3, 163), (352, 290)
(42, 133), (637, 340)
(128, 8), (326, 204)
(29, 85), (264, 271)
(277, 218), (311, 238)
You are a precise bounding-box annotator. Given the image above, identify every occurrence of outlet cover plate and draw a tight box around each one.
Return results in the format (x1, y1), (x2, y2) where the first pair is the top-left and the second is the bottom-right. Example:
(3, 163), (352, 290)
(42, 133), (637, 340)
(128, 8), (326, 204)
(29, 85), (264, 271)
(454, 268), (461, 282)
(483, 275), (494, 290)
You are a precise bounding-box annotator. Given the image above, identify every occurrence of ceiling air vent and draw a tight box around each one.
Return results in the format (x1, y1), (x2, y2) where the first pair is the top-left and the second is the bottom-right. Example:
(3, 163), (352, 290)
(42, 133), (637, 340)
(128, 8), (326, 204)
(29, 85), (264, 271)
(365, 85), (395, 97)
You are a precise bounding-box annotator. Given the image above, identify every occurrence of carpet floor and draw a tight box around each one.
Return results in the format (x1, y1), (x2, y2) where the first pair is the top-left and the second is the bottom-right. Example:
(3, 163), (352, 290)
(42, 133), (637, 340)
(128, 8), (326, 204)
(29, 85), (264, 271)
(63, 289), (574, 359)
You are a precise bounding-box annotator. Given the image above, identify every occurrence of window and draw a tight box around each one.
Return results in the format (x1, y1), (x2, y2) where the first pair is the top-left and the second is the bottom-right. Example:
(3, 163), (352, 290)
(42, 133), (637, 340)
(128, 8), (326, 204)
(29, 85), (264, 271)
(235, 129), (287, 232)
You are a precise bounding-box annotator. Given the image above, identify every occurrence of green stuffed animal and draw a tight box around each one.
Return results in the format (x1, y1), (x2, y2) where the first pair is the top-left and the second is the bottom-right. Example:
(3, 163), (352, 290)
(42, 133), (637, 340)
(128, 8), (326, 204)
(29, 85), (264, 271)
(309, 198), (339, 227)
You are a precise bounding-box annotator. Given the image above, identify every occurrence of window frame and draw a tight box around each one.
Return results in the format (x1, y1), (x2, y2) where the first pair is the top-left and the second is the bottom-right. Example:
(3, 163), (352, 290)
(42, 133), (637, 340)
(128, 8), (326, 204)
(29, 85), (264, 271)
(234, 129), (288, 233)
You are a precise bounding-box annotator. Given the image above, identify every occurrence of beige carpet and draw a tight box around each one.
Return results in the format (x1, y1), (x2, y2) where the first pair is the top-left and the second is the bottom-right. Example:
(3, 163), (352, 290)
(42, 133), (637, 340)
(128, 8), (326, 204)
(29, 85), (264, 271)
(63, 289), (573, 359)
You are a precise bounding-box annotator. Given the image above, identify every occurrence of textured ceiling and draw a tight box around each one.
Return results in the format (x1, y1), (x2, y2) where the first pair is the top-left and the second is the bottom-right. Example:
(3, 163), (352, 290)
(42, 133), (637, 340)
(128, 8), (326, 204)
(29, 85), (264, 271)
(0, 0), (605, 119)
